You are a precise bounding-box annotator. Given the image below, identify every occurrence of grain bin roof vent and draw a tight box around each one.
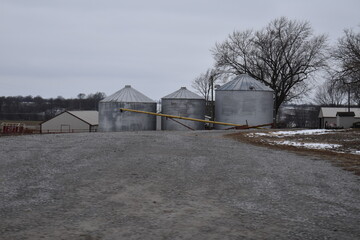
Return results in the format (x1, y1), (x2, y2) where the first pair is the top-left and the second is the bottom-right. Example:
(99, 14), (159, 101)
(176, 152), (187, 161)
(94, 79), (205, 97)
(216, 74), (273, 92)
(162, 87), (204, 100)
(100, 85), (155, 103)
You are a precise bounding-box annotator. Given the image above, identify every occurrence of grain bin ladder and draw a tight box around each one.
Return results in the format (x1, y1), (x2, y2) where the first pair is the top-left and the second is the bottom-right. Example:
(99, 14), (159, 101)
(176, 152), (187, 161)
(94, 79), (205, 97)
(119, 108), (272, 129)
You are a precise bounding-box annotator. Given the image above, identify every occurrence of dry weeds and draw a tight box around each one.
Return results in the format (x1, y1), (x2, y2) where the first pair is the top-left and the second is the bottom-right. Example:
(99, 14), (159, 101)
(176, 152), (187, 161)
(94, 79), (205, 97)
(227, 129), (360, 176)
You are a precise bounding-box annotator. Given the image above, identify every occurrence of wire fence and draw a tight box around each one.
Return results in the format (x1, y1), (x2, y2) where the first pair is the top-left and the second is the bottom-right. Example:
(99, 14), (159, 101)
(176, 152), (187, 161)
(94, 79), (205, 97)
(0, 123), (97, 136)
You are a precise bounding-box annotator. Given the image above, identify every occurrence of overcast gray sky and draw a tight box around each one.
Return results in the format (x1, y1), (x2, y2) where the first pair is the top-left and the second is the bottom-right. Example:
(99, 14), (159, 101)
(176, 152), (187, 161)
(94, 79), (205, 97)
(1, 0), (359, 100)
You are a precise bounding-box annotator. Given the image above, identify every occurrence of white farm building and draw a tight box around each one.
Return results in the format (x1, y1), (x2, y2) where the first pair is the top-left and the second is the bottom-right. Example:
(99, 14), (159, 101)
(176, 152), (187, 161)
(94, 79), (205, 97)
(41, 111), (98, 133)
(318, 107), (360, 128)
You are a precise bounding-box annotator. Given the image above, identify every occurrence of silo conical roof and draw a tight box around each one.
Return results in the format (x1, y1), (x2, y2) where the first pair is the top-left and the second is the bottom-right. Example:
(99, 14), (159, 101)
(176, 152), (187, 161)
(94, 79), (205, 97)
(216, 74), (273, 92)
(101, 85), (155, 103)
(162, 87), (204, 99)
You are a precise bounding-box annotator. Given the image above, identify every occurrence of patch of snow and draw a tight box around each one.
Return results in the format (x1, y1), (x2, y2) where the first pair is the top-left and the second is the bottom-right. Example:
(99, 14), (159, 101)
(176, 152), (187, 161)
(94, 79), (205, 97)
(272, 129), (336, 136)
(274, 141), (341, 150)
(245, 133), (256, 137)
(355, 151), (360, 155)
(254, 129), (337, 137)
(252, 133), (268, 136)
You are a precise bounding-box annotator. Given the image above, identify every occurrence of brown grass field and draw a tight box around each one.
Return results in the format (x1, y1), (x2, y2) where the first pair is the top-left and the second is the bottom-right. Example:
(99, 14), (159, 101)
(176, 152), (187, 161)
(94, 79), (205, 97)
(227, 129), (360, 176)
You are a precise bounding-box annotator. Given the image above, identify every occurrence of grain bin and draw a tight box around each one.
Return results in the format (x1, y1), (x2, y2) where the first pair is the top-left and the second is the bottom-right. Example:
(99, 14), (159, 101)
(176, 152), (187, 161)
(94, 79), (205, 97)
(161, 87), (205, 130)
(215, 74), (274, 129)
(99, 85), (156, 131)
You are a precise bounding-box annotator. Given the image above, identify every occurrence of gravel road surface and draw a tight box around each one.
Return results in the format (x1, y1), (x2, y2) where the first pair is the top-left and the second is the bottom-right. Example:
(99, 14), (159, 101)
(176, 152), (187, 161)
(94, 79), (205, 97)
(0, 131), (359, 240)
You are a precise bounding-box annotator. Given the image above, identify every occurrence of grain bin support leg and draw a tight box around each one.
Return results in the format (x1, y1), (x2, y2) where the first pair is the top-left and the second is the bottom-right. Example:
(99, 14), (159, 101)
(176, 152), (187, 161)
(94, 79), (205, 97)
(225, 123), (274, 130)
(167, 117), (195, 130)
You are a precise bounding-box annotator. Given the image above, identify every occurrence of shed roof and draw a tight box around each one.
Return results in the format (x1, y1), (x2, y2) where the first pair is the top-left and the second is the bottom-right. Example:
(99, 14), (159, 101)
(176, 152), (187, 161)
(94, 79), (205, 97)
(336, 112), (355, 117)
(101, 85), (155, 103)
(216, 74), (273, 92)
(318, 107), (360, 118)
(41, 111), (99, 126)
(68, 111), (99, 125)
(162, 87), (204, 100)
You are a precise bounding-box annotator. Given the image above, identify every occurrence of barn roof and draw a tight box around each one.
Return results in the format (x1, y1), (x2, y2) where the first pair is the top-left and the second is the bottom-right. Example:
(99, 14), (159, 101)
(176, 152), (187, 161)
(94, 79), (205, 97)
(318, 107), (360, 118)
(216, 74), (273, 92)
(162, 87), (203, 100)
(101, 85), (155, 103)
(40, 111), (99, 126)
(68, 111), (99, 126)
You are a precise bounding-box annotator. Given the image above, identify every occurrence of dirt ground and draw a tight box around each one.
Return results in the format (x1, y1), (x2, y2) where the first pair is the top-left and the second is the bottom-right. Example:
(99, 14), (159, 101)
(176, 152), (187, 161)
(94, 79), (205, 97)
(228, 129), (360, 176)
(0, 131), (359, 240)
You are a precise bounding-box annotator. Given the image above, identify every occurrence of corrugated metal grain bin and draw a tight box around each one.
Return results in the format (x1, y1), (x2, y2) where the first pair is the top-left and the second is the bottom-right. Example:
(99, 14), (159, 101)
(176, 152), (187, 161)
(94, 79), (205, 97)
(161, 87), (205, 130)
(215, 74), (274, 129)
(99, 85), (156, 131)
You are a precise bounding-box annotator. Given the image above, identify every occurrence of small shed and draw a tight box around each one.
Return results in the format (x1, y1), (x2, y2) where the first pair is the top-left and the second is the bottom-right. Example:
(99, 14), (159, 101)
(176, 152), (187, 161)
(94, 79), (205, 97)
(319, 107), (360, 128)
(41, 111), (98, 133)
(337, 112), (355, 128)
(318, 107), (360, 128)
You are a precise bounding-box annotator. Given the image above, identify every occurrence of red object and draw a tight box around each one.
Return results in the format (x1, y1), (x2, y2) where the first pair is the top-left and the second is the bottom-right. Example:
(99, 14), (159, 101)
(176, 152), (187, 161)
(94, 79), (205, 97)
(1, 124), (25, 134)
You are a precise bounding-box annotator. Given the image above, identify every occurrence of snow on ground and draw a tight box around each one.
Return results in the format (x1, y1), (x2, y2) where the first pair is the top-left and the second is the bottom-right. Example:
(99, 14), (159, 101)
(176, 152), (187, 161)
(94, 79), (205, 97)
(272, 141), (341, 150)
(253, 129), (337, 137)
(247, 129), (344, 151)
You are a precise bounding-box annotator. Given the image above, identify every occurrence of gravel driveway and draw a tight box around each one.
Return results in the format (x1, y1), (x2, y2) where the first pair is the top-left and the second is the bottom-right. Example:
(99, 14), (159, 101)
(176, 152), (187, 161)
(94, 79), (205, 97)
(0, 131), (359, 240)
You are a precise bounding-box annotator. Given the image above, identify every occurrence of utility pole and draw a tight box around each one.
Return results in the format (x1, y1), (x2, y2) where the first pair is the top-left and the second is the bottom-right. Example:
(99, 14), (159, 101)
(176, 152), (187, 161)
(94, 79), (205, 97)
(347, 84), (351, 112)
(210, 75), (214, 121)
(273, 95), (277, 128)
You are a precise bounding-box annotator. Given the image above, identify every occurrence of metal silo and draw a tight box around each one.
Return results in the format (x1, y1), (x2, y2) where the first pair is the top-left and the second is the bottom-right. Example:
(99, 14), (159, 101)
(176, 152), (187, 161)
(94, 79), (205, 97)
(99, 85), (156, 131)
(161, 87), (205, 130)
(215, 74), (274, 129)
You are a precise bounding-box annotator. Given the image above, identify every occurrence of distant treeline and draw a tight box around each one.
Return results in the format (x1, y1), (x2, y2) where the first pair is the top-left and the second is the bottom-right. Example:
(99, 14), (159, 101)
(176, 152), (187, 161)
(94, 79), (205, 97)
(0, 92), (105, 121)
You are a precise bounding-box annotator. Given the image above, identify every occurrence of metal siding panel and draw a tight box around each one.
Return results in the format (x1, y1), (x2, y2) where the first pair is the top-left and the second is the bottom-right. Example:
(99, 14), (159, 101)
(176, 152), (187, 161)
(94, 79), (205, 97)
(161, 99), (205, 130)
(215, 91), (273, 129)
(99, 102), (156, 132)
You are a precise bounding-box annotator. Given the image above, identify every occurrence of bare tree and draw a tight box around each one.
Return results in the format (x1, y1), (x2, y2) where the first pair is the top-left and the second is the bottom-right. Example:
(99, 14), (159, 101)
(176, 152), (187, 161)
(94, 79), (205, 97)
(333, 29), (360, 82)
(313, 80), (346, 106)
(354, 87), (360, 106)
(192, 68), (227, 119)
(212, 17), (328, 122)
(332, 28), (360, 105)
(191, 70), (213, 102)
(87, 92), (106, 110)
(77, 93), (86, 110)
(77, 93), (86, 99)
